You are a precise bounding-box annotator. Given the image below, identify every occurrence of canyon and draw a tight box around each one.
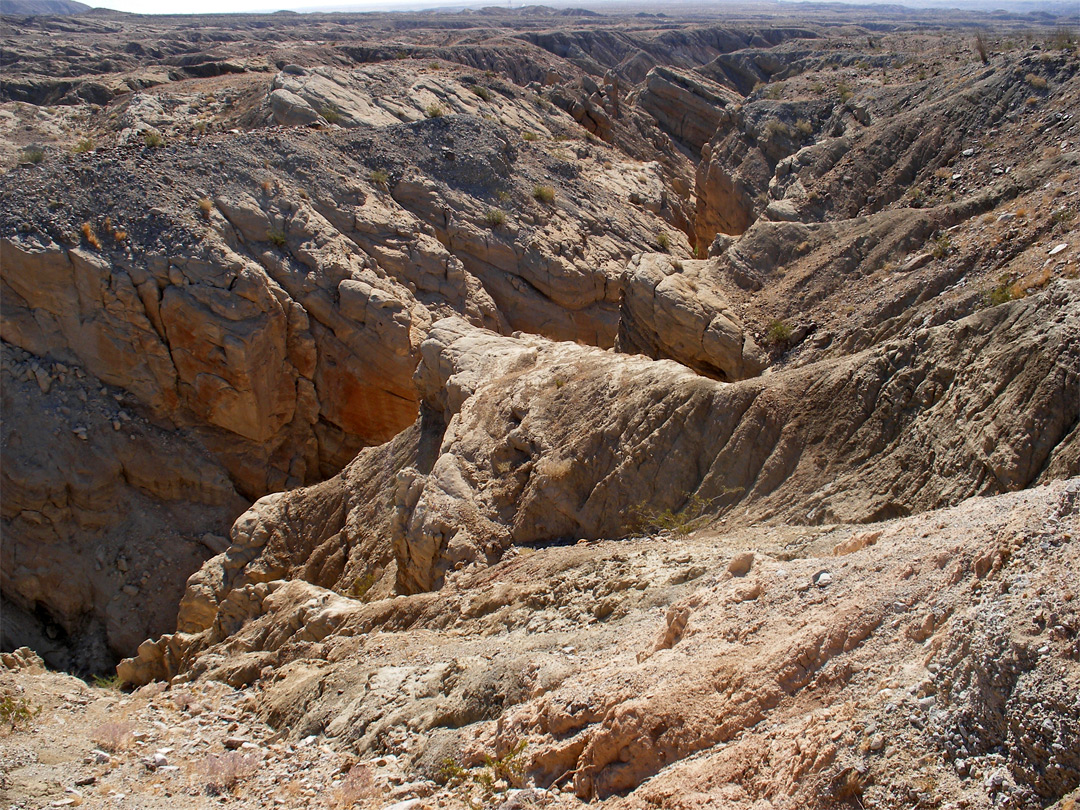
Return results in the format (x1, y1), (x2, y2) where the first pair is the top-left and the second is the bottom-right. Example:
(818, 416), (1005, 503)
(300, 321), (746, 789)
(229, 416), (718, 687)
(1, 2), (1078, 808)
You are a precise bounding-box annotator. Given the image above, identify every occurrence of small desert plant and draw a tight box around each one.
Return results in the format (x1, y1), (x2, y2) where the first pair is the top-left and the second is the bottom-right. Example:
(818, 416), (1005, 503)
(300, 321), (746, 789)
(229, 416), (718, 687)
(436, 757), (469, 785)
(1025, 73), (1048, 90)
(656, 231), (671, 251)
(1051, 207), (1075, 225)
(521, 130), (538, 142)
(484, 208), (506, 227)
(332, 764), (380, 808)
(1049, 27), (1076, 51)
(92, 673), (125, 690)
(73, 137), (95, 154)
(532, 184), (555, 204)
(766, 319), (793, 345)
(143, 130), (164, 148)
(369, 168), (389, 186)
(905, 187), (926, 207)
(764, 82), (784, 100)
(795, 118), (813, 137)
(485, 739), (528, 788)
(985, 275), (1021, 307)
(320, 105), (342, 124)
(424, 103), (445, 118)
(632, 494), (717, 537)
(837, 82), (853, 103)
(267, 229), (288, 249)
(198, 197), (213, 219)
(203, 752), (259, 796)
(92, 721), (134, 752)
(763, 120), (794, 140)
(350, 571), (376, 600)
(810, 82), (825, 95)
(19, 146), (45, 164)
(81, 222), (101, 249)
(975, 31), (990, 64)
(930, 232), (953, 259)
(470, 85), (493, 102)
(1, 692), (41, 731)
(113, 229), (128, 242)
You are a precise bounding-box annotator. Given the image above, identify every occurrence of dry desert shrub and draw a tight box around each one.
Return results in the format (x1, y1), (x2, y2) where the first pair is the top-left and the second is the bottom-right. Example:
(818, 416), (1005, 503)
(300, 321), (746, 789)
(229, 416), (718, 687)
(332, 764), (381, 808)
(203, 751), (259, 795)
(92, 721), (134, 752)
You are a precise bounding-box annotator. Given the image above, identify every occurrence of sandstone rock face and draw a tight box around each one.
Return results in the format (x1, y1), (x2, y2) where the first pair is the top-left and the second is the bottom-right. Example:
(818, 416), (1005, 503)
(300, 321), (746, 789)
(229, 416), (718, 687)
(1, 343), (247, 673)
(634, 66), (741, 154)
(616, 253), (767, 381)
(122, 278), (1079, 686)
(269, 88), (321, 127)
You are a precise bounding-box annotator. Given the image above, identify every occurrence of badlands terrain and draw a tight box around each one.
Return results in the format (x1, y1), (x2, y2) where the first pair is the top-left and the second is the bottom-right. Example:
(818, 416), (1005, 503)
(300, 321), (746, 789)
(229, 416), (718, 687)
(1, 1), (1078, 808)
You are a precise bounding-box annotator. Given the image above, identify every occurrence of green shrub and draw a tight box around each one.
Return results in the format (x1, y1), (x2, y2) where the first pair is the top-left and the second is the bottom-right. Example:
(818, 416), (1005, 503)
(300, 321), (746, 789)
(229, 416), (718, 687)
(425, 103), (445, 118)
(656, 231), (671, 251)
(766, 319), (792, 345)
(73, 137), (95, 154)
(267, 228), (288, 249)
(1025, 73), (1048, 90)
(319, 105), (342, 124)
(837, 82), (853, 103)
(795, 118), (813, 137)
(532, 184), (555, 204)
(1, 692), (41, 730)
(470, 85), (493, 102)
(19, 146), (45, 164)
(521, 130), (538, 142)
(350, 571), (376, 600)
(143, 130), (164, 148)
(370, 168), (389, 186)
(91, 673), (125, 690)
(632, 494), (721, 537)
(985, 276), (1020, 307)
(484, 208), (506, 227)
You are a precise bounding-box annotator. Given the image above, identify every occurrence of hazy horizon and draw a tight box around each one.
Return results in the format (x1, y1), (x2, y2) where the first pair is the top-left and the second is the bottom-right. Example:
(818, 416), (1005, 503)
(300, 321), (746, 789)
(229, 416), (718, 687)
(68, 0), (1080, 18)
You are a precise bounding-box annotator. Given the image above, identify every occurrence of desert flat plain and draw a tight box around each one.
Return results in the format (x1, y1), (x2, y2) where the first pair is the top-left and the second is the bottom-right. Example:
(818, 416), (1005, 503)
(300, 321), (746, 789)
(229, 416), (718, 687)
(0, 0), (1078, 808)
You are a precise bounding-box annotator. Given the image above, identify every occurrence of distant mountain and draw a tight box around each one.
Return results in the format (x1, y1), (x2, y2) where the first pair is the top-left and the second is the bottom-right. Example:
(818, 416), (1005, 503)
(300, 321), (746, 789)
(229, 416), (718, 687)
(0, 0), (90, 14)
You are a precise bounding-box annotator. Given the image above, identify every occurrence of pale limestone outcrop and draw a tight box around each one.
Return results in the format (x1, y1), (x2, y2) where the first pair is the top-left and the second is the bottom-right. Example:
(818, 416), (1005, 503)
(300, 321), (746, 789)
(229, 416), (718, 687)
(616, 253), (767, 381)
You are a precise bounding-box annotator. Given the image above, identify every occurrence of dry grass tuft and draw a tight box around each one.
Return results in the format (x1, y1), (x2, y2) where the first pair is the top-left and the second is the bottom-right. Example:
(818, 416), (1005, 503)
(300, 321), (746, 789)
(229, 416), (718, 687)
(81, 222), (100, 249)
(92, 721), (134, 752)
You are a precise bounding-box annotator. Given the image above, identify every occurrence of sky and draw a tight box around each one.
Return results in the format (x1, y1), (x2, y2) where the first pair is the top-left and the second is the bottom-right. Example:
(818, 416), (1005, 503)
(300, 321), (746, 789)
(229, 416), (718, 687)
(79, 0), (1080, 17)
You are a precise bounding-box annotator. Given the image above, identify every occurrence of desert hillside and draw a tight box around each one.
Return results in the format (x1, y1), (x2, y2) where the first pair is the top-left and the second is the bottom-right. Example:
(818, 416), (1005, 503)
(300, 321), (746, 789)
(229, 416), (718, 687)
(1, 3), (1078, 809)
